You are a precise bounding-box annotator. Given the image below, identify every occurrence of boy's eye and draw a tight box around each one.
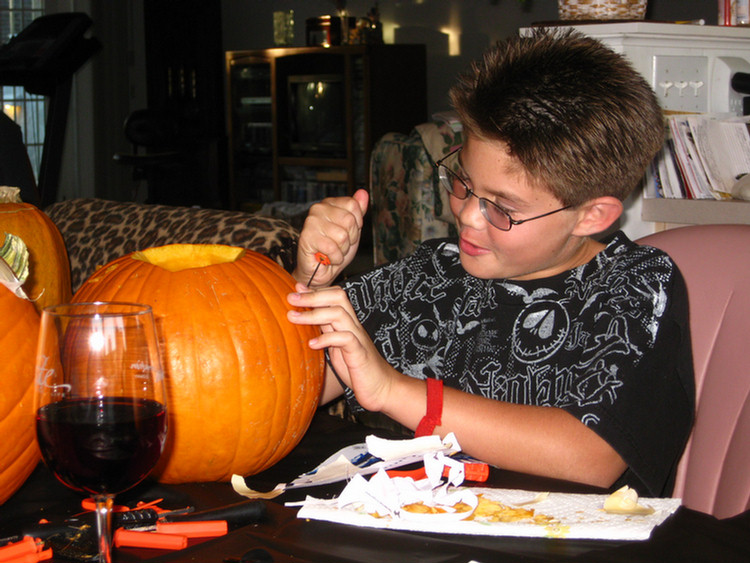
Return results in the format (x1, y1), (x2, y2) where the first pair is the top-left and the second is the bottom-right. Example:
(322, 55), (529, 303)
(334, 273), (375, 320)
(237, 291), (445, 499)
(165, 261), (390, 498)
(491, 200), (513, 215)
(500, 206), (513, 217)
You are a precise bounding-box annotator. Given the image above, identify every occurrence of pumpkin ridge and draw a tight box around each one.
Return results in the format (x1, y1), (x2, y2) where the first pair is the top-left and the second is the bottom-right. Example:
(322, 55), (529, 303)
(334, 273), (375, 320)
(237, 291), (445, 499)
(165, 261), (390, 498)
(203, 261), (254, 477)
(152, 265), (185, 480)
(185, 271), (212, 473)
(167, 269), (214, 478)
(218, 269), (248, 479)
(0, 284), (41, 503)
(0, 409), (35, 464)
(121, 252), (158, 299)
(218, 254), (295, 476)
(191, 267), (243, 478)
(247, 256), (323, 455)
(247, 254), (307, 465)
(272, 276), (308, 464)
(213, 263), (264, 477)
(242, 255), (315, 470)
(0, 439), (39, 501)
(229, 258), (284, 475)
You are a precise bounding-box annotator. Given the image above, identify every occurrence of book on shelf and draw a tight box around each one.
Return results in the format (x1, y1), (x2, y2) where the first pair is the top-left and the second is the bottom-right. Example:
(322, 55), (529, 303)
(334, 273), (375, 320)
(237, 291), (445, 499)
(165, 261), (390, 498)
(644, 114), (750, 200)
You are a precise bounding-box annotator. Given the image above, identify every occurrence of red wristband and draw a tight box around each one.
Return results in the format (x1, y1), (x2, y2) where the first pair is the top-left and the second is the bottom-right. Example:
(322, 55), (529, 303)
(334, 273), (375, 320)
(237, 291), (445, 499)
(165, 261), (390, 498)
(415, 378), (443, 437)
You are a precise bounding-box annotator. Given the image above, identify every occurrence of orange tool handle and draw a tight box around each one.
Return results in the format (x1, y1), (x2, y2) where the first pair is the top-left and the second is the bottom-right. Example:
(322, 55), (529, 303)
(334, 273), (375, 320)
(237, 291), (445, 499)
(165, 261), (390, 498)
(0, 549), (52, 563)
(387, 462), (489, 482)
(0, 537), (38, 561)
(113, 529), (187, 551)
(314, 252), (331, 265)
(155, 520), (228, 538)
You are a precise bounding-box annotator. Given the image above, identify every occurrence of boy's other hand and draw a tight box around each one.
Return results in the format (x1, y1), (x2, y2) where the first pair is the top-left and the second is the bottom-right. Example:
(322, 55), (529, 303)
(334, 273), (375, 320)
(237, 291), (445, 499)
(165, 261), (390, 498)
(293, 189), (369, 287)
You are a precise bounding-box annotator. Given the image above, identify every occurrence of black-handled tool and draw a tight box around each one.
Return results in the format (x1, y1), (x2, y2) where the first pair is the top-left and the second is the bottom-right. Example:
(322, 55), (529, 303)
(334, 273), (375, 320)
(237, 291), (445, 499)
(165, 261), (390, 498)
(161, 500), (267, 529)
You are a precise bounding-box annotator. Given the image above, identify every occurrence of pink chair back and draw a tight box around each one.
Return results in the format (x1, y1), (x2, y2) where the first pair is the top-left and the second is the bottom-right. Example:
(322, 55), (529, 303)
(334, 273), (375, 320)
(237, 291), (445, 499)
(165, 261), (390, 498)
(637, 224), (750, 518)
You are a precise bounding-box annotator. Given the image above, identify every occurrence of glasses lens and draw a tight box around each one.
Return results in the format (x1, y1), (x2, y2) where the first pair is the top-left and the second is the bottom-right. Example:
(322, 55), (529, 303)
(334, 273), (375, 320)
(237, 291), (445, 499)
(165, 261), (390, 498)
(439, 165), (469, 199)
(480, 201), (512, 231)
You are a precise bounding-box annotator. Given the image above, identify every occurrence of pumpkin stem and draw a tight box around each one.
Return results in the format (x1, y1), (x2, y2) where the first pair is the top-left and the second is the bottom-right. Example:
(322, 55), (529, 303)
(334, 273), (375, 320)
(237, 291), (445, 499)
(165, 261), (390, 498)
(0, 186), (23, 203)
(132, 244), (246, 272)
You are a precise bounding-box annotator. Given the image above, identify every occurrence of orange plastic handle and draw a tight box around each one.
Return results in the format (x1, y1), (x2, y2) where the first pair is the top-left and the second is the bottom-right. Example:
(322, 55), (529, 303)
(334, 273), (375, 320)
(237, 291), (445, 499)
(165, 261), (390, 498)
(314, 252), (331, 265)
(386, 462), (489, 482)
(0, 537), (42, 562)
(2, 548), (53, 563)
(155, 520), (228, 538)
(113, 529), (187, 550)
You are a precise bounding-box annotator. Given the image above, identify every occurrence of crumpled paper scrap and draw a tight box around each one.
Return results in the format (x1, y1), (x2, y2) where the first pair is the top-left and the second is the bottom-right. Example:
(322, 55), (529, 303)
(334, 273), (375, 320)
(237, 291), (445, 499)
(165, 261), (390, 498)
(365, 433), (459, 460)
(232, 433), (462, 500)
(231, 475), (286, 499)
(335, 452), (479, 523)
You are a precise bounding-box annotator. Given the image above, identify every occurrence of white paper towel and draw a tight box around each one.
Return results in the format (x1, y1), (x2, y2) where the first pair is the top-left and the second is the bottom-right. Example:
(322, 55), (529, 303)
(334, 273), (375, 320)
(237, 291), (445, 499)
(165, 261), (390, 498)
(295, 483), (681, 541)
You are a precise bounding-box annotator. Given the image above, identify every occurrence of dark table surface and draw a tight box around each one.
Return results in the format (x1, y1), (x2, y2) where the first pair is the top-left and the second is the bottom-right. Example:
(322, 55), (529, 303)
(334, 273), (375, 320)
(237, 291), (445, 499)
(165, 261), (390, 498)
(2, 412), (749, 563)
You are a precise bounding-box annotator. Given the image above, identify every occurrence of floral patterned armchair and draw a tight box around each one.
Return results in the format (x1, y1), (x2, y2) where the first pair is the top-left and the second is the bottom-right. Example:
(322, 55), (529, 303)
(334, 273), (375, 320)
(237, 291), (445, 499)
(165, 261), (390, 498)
(370, 112), (463, 264)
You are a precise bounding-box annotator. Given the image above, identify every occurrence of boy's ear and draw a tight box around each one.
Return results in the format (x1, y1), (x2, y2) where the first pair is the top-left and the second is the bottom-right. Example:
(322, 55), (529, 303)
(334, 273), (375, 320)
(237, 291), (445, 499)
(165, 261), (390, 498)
(572, 196), (623, 236)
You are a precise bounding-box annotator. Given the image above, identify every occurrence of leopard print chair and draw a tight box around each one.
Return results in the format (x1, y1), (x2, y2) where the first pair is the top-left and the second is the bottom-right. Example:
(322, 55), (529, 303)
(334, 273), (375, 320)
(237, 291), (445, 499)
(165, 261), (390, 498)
(45, 198), (299, 292)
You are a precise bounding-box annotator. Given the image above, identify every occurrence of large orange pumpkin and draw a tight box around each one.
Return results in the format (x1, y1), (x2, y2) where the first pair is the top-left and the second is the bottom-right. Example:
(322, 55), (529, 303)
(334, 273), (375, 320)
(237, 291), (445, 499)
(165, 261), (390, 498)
(0, 284), (41, 505)
(0, 192), (72, 313)
(73, 244), (324, 484)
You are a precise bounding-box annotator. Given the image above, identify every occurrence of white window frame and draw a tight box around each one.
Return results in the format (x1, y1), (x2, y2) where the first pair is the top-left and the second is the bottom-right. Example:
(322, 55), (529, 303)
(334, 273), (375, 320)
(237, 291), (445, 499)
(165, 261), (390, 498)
(1, 1), (46, 181)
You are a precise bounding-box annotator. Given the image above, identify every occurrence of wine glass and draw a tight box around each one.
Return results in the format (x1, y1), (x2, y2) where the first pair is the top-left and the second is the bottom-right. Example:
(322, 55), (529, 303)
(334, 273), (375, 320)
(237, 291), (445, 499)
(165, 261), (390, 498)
(34, 302), (168, 563)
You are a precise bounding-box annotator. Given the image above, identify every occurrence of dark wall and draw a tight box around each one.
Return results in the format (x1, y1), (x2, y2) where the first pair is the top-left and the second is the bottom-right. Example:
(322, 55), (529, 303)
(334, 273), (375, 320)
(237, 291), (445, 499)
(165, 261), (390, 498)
(221, 0), (718, 115)
(49, 0), (720, 203)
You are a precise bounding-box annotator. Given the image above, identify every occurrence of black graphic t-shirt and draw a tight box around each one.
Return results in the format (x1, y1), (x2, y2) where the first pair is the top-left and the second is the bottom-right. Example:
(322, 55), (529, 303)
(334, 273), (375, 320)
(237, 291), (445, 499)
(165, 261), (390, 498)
(343, 232), (694, 497)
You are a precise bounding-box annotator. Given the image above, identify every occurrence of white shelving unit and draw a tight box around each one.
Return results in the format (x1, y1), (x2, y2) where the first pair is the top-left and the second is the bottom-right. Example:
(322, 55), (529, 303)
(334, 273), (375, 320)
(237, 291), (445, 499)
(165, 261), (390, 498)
(641, 197), (750, 225)
(525, 22), (750, 239)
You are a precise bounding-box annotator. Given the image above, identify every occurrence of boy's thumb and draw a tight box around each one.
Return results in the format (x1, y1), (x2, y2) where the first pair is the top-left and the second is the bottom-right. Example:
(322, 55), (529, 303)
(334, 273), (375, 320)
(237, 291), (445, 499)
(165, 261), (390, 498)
(353, 188), (369, 215)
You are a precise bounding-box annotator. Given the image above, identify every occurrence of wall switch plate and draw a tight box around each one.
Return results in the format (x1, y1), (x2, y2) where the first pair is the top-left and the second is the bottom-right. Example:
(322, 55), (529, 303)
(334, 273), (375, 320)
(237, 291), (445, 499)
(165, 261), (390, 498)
(652, 55), (709, 113)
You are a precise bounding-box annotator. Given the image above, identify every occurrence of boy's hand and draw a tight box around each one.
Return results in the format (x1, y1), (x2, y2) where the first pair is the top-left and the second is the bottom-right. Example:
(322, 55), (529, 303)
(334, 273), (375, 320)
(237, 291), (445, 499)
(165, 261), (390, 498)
(293, 189), (369, 288)
(287, 283), (397, 413)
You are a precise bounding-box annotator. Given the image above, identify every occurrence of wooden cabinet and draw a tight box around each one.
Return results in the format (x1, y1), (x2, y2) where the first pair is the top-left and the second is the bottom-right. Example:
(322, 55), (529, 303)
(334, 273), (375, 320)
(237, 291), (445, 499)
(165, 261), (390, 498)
(225, 45), (427, 210)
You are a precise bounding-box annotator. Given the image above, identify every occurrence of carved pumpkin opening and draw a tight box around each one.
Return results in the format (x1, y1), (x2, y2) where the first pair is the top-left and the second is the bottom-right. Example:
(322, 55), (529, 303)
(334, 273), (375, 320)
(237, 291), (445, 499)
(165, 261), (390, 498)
(132, 244), (245, 272)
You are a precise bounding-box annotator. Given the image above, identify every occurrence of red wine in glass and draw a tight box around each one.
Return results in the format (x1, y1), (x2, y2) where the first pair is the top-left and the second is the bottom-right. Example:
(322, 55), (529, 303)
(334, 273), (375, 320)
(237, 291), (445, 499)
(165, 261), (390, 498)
(36, 397), (167, 495)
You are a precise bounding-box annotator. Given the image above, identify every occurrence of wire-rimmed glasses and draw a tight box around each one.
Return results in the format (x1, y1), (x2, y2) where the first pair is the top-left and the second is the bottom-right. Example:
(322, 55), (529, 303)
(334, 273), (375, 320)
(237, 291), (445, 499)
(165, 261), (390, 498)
(436, 147), (572, 231)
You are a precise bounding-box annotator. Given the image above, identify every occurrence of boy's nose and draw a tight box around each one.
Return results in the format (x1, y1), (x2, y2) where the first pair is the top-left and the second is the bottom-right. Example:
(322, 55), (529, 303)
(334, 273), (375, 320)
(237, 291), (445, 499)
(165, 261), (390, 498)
(454, 191), (486, 230)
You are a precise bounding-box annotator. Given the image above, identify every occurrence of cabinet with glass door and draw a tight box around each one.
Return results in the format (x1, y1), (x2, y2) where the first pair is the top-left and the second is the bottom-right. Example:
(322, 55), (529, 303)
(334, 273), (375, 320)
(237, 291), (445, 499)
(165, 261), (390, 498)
(226, 44), (426, 211)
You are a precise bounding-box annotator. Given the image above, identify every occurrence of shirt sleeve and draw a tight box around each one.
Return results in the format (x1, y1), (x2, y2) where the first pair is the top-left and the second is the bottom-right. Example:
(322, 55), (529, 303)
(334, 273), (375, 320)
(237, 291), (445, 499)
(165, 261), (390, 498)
(561, 253), (695, 497)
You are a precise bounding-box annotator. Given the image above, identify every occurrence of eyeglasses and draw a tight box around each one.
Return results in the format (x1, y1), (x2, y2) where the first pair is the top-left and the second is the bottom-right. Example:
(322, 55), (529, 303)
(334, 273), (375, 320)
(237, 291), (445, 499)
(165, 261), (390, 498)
(436, 147), (572, 231)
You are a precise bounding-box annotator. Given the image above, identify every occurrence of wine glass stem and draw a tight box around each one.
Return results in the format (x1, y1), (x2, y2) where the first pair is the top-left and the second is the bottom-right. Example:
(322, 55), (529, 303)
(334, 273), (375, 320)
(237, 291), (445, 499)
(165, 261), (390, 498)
(94, 494), (115, 563)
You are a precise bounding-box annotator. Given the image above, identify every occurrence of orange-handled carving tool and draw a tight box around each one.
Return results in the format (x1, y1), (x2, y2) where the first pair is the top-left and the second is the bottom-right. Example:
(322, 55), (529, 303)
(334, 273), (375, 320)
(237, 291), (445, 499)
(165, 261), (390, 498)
(306, 252), (331, 287)
(155, 520), (228, 538)
(0, 536), (40, 561)
(386, 462), (490, 482)
(0, 548), (53, 563)
(113, 529), (187, 551)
